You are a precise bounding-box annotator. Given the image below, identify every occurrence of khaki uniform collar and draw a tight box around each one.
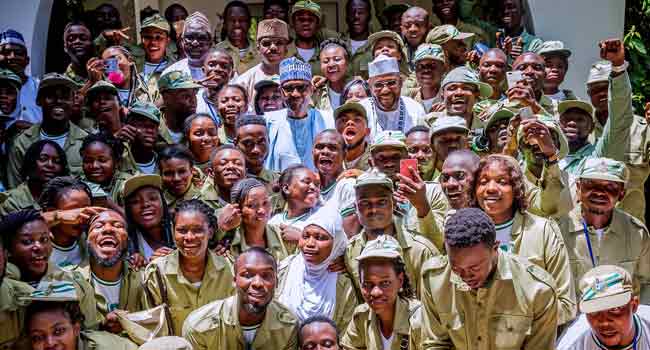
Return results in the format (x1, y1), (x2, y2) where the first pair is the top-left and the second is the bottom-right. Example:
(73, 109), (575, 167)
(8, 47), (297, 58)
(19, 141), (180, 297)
(368, 297), (412, 337)
(359, 217), (412, 250)
(567, 205), (623, 235)
(231, 225), (283, 252)
(221, 294), (290, 333)
(199, 179), (229, 205)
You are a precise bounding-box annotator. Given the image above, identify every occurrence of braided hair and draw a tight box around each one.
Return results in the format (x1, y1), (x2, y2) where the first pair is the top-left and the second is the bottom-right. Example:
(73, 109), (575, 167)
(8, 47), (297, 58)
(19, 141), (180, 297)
(38, 176), (92, 210)
(174, 199), (218, 232)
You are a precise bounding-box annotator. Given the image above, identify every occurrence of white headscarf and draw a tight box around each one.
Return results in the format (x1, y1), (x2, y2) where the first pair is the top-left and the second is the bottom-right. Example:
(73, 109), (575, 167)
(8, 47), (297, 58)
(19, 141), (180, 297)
(278, 202), (348, 321)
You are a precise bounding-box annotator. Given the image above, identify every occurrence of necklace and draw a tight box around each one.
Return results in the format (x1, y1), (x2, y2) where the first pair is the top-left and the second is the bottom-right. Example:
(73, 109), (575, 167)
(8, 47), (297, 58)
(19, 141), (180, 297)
(371, 97), (406, 132)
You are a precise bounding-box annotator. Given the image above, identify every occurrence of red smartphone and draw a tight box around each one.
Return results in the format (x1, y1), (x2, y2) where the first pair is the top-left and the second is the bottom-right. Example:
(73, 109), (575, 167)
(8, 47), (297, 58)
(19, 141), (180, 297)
(400, 159), (418, 180)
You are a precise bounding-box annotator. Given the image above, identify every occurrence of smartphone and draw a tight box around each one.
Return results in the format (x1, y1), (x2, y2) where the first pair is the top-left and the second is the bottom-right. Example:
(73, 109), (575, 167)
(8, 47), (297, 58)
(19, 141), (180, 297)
(506, 70), (524, 89)
(519, 106), (535, 120)
(104, 57), (118, 73)
(400, 159), (418, 180)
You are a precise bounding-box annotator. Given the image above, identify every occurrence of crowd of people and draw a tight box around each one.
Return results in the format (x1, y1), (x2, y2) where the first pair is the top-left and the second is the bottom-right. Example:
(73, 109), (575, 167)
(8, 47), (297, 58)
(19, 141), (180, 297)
(0, 0), (648, 349)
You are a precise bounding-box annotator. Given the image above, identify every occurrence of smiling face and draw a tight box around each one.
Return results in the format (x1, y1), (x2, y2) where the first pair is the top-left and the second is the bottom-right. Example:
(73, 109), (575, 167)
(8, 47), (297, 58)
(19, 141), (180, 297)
(443, 82), (478, 117)
(0, 82), (18, 114)
(212, 149), (246, 192)
(501, 0), (523, 31)
(346, 0), (371, 38)
(476, 161), (515, 224)
(355, 185), (394, 231)
(38, 86), (73, 123)
(442, 39), (467, 66)
(128, 115), (159, 149)
(188, 116), (220, 163)
(512, 53), (546, 94)
(89, 91), (120, 132)
(335, 110), (368, 147)
(174, 210), (211, 259)
(560, 108), (593, 151)
(373, 38), (401, 61)
(141, 28), (170, 63)
(88, 211), (128, 267)
(447, 242), (497, 289)
(225, 6), (251, 45)
(432, 130), (468, 164)
(235, 252), (276, 315)
(369, 73), (402, 111)
(586, 298), (639, 348)
(415, 58), (445, 88)
(10, 219), (51, 282)
(53, 189), (92, 241)
(406, 130), (434, 176)
(236, 124), (268, 172)
(588, 82), (609, 114)
(241, 186), (271, 228)
(400, 8), (429, 48)
(82, 141), (115, 185)
(33, 143), (65, 183)
(257, 85), (284, 113)
(441, 155), (476, 209)
(160, 157), (193, 197)
(433, 0), (458, 22)
(281, 79), (312, 114)
(202, 51), (234, 86)
(359, 259), (403, 316)
(293, 11), (320, 40)
(28, 308), (80, 350)
(299, 224), (334, 265)
(64, 24), (93, 62)
(284, 168), (321, 209)
(313, 132), (344, 178)
(370, 147), (406, 180)
(181, 23), (212, 61)
(320, 46), (348, 84)
(258, 37), (289, 66)
(218, 87), (247, 128)
(0, 43), (30, 75)
(125, 186), (163, 231)
(577, 179), (625, 217)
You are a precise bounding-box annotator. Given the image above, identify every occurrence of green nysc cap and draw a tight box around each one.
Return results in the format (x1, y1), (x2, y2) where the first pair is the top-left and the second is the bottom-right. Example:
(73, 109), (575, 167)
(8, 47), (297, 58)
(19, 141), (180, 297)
(139, 336), (194, 350)
(516, 115), (570, 159)
(291, 0), (321, 20)
(536, 40), (572, 58)
(354, 169), (394, 192)
(578, 157), (629, 185)
(21, 281), (79, 302)
(141, 14), (170, 33)
(127, 101), (161, 124)
(356, 234), (404, 262)
(579, 265), (633, 314)
(334, 101), (367, 121)
(558, 99), (595, 123)
(370, 130), (407, 153)
(587, 60), (611, 86)
(0, 68), (22, 92)
(413, 43), (446, 64)
(38, 73), (79, 97)
(442, 67), (493, 99)
(87, 80), (118, 98)
(158, 70), (202, 92)
(426, 24), (474, 45)
(484, 105), (515, 131)
(430, 116), (469, 137)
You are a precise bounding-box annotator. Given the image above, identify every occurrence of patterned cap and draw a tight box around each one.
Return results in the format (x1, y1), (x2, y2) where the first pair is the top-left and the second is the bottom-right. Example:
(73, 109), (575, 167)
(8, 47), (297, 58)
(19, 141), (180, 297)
(587, 60), (611, 85)
(334, 101), (367, 121)
(426, 24), (474, 45)
(141, 14), (171, 33)
(87, 80), (118, 97)
(370, 130), (407, 153)
(356, 234), (404, 262)
(354, 168), (394, 192)
(516, 115), (570, 159)
(183, 12), (211, 35)
(442, 67), (493, 98)
(291, 0), (322, 20)
(122, 174), (162, 198)
(558, 99), (594, 120)
(22, 281), (78, 302)
(368, 54), (400, 78)
(0, 68), (22, 92)
(139, 336), (194, 350)
(579, 265), (633, 314)
(537, 40), (572, 58)
(413, 43), (446, 64)
(127, 101), (161, 124)
(38, 73), (79, 95)
(279, 57), (312, 83)
(158, 70), (202, 92)
(257, 19), (289, 41)
(0, 29), (26, 47)
(430, 116), (469, 136)
(578, 157), (629, 184)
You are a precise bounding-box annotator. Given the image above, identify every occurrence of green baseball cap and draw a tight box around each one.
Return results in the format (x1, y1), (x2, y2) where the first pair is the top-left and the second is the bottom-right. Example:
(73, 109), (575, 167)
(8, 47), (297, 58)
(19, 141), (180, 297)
(413, 43), (446, 64)
(21, 281), (78, 302)
(537, 40), (572, 58)
(430, 116), (469, 136)
(426, 24), (474, 45)
(558, 99), (594, 120)
(334, 101), (367, 121)
(123, 174), (162, 198)
(442, 67), (493, 99)
(158, 70), (202, 92)
(355, 235), (404, 262)
(517, 115), (569, 159)
(291, 0), (321, 20)
(38, 73), (78, 96)
(368, 30), (408, 58)
(0, 68), (22, 92)
(141, 14), (170, 33)
(127, 101), (161, 124)
(354, 169), (394, 192)
(578, 157), (629, 184)
(579, 265), (633, 314)
(87, 80), (118, 97)
(587, 60), (611, 85)
(370, 130), (407, 153)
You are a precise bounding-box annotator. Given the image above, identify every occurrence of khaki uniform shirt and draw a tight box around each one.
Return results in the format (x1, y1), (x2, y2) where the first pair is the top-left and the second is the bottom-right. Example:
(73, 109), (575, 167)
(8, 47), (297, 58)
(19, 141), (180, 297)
(228, 225), (288, 263)
(163, 182), (201, 210)
(141, 250), (235, 335)
(182, 295), (299, 350)
(277, 254), (359, 331)
(78, 262), (145, 322)
(197, 178), (230, 213)
(0, 278), (33, 350)
(558, 206), (650, 303)
(524, 162), (574, 218)
(77, 330), (138, 350)
(7, 122), (88, 188)
(345, 217), (439, 296)
(420, 251), (558, 350)
(215, 38), (260, 76)
(341, 297), (422, 350)
(0, 182), (39, 215)
(64, 64), (89, 85)
(249, 168), (284, 216)
(343, 145), (372, 173)
(508, 211), (576, 325)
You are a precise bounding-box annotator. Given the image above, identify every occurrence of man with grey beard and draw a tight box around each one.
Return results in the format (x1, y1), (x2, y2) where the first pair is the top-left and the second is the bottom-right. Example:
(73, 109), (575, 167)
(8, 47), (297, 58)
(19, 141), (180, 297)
(79, 210), (145, 334)
(183, 247), (299, 350)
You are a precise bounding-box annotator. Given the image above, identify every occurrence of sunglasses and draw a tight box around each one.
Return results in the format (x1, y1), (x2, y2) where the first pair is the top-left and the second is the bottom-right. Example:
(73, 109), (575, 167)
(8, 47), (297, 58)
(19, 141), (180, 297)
(372, 79), (399, 90)
(282, 83), (309, 94)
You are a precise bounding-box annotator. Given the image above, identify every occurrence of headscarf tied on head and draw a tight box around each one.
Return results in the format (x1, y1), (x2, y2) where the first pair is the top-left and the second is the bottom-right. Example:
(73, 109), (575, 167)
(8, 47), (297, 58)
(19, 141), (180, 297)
(278, 202), (348, 321)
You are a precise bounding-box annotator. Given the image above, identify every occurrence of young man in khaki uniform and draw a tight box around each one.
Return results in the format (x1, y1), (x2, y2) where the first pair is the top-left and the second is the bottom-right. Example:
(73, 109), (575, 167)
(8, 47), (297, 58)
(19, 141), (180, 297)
(558, 157), (650, 303)
(156, 70), (201, 145)
(6, 73), (88, 188)
(182, 247), (298, 350)
(420, 207), (558, 349)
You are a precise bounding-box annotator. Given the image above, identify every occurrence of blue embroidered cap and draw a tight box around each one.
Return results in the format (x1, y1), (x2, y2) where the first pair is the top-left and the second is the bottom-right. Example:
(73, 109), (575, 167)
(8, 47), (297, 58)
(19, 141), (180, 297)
(279, 57), (312, 84)
(0, 29), (26, 47)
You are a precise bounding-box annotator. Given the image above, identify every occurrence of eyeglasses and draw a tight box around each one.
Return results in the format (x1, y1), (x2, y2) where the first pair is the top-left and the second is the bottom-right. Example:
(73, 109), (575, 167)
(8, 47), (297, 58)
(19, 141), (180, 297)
(372, 79), (399, 90)
(259, 38), (287, 48)
(281, 83), (309, 94)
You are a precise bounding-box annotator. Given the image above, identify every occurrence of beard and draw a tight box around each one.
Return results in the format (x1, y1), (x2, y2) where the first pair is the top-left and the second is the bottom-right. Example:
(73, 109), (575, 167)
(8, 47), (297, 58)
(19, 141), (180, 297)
(89, 245), (127, 268)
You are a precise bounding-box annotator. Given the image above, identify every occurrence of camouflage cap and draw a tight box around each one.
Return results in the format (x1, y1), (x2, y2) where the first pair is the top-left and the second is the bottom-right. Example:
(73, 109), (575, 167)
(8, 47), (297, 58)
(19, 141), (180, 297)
(413, 43), (446, 64)
(426, 24), (474, 45)
(368, 30), (408, 59)
(139, 336), (194, 350)
(579, 265), (633, 314)
(578, 157), (629, 184)
(537, 40), (572, 58)
(587, 60), (611, 86)
(158, 70), (202, 92)
(87, 80), (118, 98)
(430, 116), (469, 136)
(38, 73), (78, 95)
(122, 174), (162, 198)
(516, 115), (570, 159)
(334, 101), (367, 121)
(141, 14), (171, 33)
(355, 235), (404, 262)
(0, 68), (22, 92)
(442, 67), (493, 99)
(257, 19), (289, 41)
(370, 130), (407, 153)
(484, 106), (515, 131)
(354, 168), (394, 192)
(291, 0), (321, 20)
(22, 281), (78, 302)
(558, 99), (594, 121)
(127, 101), (161, 124)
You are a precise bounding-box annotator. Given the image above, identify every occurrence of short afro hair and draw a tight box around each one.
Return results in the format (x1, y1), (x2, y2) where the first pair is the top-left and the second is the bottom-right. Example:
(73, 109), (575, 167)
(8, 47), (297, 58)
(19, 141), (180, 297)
(444, 207), (496, 249)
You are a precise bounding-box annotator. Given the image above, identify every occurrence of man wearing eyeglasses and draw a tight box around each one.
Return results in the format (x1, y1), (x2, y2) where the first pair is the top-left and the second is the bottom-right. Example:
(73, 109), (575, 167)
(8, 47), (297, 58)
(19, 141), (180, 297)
(360, 55), (425, 139)
(264, 57), (334, 172)
(234, 19), (289, 111)
(162, 12), (213, 81)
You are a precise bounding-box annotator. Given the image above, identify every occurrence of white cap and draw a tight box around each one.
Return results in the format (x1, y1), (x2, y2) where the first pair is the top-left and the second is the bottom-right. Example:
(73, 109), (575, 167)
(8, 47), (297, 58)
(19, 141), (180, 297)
(369, 54), (400, 78)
